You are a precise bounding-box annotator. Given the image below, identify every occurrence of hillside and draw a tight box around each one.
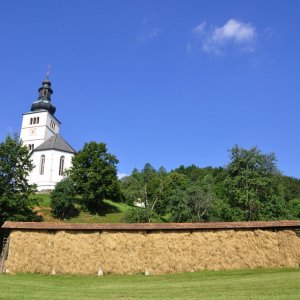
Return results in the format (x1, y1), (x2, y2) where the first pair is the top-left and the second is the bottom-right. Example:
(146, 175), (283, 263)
(32, 194), (131, 223)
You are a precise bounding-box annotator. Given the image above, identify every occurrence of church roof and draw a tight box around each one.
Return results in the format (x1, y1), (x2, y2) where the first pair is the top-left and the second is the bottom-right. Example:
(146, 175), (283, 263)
(34, 134), (76, 154)
(31, 78), (56, 115)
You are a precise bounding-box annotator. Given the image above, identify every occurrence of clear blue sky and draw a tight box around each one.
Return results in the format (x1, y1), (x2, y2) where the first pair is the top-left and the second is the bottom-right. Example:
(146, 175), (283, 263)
(1, 0), (300, 178)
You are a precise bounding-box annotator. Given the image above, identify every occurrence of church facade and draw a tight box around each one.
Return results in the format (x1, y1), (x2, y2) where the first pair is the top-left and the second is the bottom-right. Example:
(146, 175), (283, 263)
(20, 78), (76, 191)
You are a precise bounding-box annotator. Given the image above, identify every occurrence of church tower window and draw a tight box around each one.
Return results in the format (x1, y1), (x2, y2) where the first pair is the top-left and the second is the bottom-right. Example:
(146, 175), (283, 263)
(40, 155), (45, 175)
(59, 156), (65, 176)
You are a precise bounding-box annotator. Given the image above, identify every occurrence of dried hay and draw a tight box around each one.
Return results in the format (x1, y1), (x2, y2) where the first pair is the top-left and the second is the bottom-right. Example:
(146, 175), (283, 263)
(6, 230), (54, 273)
(5, 228), (300, 275)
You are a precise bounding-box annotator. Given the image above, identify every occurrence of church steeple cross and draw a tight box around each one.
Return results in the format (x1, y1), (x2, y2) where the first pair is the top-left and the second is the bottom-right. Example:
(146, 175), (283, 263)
(46, 64), (51, 80)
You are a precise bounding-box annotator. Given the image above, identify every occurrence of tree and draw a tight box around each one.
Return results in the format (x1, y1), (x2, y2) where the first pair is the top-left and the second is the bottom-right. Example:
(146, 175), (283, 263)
(0, 135), (37, 225)
(187, 184), (214, 222)
(287, 198), (300, 219)
(167, 189), (192, 222)
(280, 176), (300, 202)
(50, 177), (77, 219)
(223, 145), (287, 221)
(120, 170), (143, 206)
(69, 142), (120, 211)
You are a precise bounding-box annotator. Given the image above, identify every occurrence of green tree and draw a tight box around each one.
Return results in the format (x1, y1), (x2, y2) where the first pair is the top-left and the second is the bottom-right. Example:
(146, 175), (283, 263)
(0, 135), (37, 225)
(120, 170), (143, 206)
(187, 184), (215, 222)
(120, 164), (169, 222)
(50, 177), (77, 219)
(167, 189), (192, 222)
(69, 142), (120, 212)
(280, 176), (300, 202)
(287, 198), (300, 219)
(158, 172), (189, 215)
(223, 145), (287, 221)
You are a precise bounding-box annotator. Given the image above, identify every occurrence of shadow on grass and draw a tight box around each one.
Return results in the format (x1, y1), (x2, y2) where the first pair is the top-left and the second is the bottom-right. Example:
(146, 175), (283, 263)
(97, 201), (121, 216)
(49, 198), (81, 220)
(61, 205), (81, 220)
(79, 200), (121, 216)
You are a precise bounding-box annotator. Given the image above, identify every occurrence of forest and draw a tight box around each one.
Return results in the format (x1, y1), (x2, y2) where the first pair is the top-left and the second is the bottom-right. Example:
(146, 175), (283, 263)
(120, 146), (300, 223)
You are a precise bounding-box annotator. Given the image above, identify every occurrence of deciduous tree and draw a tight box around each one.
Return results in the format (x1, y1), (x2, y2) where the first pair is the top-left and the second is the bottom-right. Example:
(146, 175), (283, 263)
(0, 135), (37, 225)
(70, 142), (120, 212)
(223, 145), (287, 221)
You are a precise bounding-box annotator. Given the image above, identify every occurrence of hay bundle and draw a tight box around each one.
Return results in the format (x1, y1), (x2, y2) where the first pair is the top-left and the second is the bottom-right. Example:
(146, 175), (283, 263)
(53, 231), (101, 274)
(6, 230), (54, 273)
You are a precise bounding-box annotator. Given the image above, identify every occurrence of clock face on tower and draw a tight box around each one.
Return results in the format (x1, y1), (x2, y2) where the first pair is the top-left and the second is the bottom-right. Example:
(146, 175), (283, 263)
(29, 128), (36, 136)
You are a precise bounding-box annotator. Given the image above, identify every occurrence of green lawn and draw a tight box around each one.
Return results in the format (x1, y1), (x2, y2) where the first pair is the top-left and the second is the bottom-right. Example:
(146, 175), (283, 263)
(0, 268), (299, 299)
(31, 193), (132, 223)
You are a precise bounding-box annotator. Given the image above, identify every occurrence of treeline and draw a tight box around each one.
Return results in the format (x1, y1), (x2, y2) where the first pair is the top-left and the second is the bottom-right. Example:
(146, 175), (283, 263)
(1, 134), (300, 225)
(120, 146), (300, 223)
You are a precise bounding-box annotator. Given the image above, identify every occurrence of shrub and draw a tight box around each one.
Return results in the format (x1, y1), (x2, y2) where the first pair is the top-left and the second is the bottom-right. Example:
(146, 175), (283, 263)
(122, 208), (160, 223)
(50, 178), (76, 219)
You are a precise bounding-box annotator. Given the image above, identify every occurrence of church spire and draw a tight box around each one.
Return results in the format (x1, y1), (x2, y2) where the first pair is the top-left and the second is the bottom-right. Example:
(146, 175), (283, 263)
(31, 66), (56, 115)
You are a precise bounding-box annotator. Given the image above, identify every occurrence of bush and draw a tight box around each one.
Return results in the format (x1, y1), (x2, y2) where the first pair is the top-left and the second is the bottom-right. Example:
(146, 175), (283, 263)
(122, 208), (160, 223)
(50, 178), (77, 219)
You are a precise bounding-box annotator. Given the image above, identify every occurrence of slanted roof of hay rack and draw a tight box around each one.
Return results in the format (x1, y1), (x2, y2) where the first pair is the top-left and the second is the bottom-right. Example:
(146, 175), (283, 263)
(2, 220), (300, 231)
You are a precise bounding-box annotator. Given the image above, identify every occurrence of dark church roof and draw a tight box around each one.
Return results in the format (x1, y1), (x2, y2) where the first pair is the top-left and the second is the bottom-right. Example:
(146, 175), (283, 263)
(34, 134), (76, 154)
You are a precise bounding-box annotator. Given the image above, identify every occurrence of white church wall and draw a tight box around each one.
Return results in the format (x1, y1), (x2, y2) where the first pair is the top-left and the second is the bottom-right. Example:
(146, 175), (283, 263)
(29, 150), (74, 191)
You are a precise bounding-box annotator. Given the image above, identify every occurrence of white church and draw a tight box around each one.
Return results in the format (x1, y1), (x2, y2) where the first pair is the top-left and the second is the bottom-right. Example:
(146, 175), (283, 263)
(20, 77), (76, 191)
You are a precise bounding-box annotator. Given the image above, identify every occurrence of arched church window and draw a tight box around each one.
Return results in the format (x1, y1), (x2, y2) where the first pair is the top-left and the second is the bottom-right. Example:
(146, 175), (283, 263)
(33, 117), (36, 124)
(30, 118), (33, 125)
(37, 117), (39, 124)
(40, 155), (45, 175)
(59, 156), (65, 176)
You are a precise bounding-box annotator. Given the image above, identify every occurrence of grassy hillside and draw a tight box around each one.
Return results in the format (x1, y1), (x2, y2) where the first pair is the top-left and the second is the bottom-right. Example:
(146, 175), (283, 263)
(0, 268), (299, 299)
(31, 194), (131, 223)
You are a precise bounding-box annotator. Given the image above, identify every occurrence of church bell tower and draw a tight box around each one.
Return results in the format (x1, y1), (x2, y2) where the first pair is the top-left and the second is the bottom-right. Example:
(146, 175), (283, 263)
(19, 70), (76, 191)
(20, 75), (61, 151)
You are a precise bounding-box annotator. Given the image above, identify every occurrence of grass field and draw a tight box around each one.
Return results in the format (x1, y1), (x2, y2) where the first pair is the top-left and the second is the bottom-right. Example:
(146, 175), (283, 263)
(31, 194), (131, 223)
(0, 268), (299, 299)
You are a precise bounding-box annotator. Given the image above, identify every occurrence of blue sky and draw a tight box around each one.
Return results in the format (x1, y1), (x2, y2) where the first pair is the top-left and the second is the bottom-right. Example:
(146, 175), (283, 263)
(1, 0), (300, 178)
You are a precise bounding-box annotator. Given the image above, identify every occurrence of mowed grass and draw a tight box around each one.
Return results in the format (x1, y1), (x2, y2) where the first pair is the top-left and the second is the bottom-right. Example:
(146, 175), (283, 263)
(0, 268), (299, 300)
(31, 194), (131, 223)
